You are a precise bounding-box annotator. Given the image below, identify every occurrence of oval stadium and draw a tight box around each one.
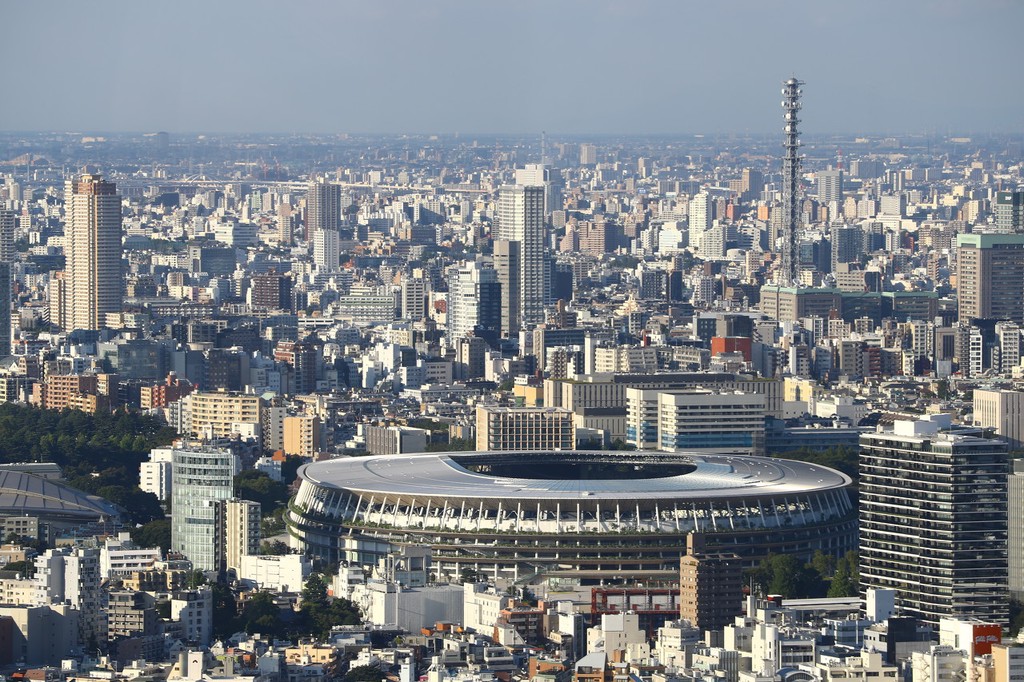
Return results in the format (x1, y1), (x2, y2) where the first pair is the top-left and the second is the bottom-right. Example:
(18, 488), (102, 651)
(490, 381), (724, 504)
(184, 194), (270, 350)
(287, 451), (855, 585)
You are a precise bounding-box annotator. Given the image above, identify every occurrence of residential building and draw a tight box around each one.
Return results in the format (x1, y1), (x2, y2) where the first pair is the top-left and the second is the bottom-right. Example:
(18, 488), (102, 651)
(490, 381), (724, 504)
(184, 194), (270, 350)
(495, 184), (549, 332)
(64, 173), (123, 331)
(859, 415), (1009, 625)
(283, 415), (321, 457)
(223, 499), (261, 578)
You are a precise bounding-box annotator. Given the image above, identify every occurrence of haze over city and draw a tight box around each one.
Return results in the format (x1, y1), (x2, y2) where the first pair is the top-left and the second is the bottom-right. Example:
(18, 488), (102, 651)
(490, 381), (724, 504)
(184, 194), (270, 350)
(4, 0), (1024, 135)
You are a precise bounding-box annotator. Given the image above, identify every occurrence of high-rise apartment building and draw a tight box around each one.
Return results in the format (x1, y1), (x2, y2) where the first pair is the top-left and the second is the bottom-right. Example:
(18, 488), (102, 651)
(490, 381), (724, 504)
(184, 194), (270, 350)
(305, 180), (341, 240)
(859, 416), (1009, 626)
(312, 227), (340, 271)
(956, 233), (1024, 324)
(64, 173), (123, 331)
(679, 534), (743, 634)
(0, 210), (15, 262)
(495, 185), (549, 332)
(447, 260), (501, 344)
(995, 190), (1024, 234)
(688, 191), (711, 248)
(170, 446), (240, 574)
(223, 498), (261, 578)
(401, 275), (428, 321)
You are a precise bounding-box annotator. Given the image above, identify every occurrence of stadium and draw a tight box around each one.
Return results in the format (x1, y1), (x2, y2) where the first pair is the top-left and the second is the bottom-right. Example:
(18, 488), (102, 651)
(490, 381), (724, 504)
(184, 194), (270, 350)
(287, 451), (855, 585)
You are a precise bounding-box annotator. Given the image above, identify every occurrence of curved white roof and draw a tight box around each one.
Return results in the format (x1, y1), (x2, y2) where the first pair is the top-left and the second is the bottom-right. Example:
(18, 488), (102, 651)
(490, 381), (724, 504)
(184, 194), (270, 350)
(0, 470), (122, 521)
(300, 451), (851, 502)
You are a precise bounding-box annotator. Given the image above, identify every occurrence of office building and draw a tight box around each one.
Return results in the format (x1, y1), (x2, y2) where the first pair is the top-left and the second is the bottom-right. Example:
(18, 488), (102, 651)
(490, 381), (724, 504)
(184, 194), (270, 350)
(741, 168), (764, 202)
(447, 260), (501, 344)
(305, 180), (341, 240)
(626, 388), (766, 453)
(831, 224), (863, 273)
(956, 233), (1024, 324)
(995, 190), (1024, 234)
(475, 405), (574, 452)
(223, 498), (261, 578)
(64, 173), (123, 331)
(859, 416), (1009, 626)
(495, 184), (549, 332)
(364, 425), (429, 455)
(974, 389), (1024, 448)
(817, 168), (844, 204)
(170, 446), (240, 573)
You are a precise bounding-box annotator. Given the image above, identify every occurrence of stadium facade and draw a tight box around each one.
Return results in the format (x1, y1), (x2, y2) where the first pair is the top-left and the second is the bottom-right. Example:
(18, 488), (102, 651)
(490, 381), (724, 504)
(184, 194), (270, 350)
(287, 451), (855, 585)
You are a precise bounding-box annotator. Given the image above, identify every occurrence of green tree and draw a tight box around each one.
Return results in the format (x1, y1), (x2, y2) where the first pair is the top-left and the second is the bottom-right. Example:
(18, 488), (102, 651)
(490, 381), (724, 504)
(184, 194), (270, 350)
(3, 560), (34, 576)
(809, 550), (836, 580)
(131, 519), (172, 553)
(239, 591), (284, 637)
(234, 470), (290, 516)
(260, 540), (289, 555)
(298, 574), (361, 640)
(345, 665), (384, 682)
(211, 583), (239, 639)
(828, 551), (859, 598)
(751, 554), (825, 599)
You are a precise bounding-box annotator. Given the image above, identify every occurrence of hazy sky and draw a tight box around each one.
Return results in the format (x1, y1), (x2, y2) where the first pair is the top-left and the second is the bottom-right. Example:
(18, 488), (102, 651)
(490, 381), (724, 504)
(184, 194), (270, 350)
(4, 0), (1022, 136)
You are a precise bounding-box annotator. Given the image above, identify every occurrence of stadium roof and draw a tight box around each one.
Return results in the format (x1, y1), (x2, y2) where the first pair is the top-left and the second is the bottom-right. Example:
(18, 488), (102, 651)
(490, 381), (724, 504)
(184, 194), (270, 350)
(300, 451), (851, 502)
(0, 470), (122, 522)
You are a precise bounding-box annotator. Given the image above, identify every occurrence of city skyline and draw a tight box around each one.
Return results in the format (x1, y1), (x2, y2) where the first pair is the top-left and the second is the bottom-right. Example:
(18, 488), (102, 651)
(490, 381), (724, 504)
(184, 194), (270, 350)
(4, 0), (1023, 136)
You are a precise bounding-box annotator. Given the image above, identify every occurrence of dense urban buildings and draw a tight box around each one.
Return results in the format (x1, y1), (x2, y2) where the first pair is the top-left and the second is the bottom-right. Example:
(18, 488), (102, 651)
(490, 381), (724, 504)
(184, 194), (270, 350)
(0, 63), (1022, 679)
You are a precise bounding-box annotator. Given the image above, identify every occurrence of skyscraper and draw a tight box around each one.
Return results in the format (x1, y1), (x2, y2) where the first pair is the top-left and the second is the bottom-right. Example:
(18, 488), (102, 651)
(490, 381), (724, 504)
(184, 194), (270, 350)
(817, 168), (844, 205)
(64, 173), (123, 331)
(495, 184), (549, 332)
(515, 163), (563, 218)
(688, 191), (711, 249)
(859, 415), (1009, 626)
(956, 233), (1024, 324)
(305, 180), (341, 241)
